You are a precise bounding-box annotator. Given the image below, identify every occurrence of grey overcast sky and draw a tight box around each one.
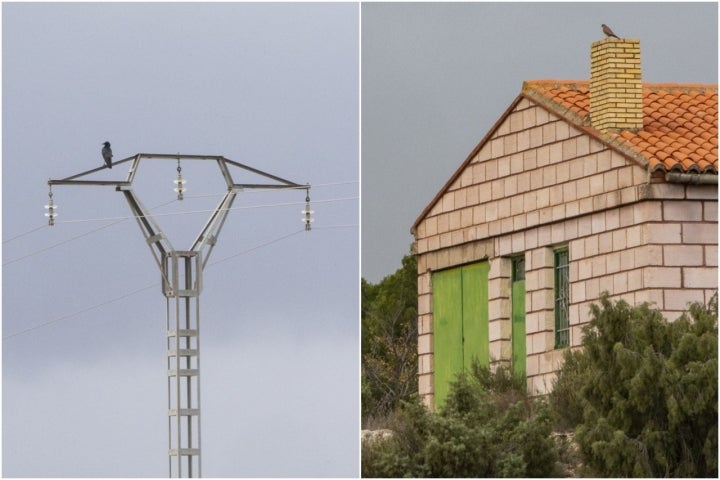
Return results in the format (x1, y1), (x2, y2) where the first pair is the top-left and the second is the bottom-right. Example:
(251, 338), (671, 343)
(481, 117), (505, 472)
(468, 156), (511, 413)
(2, 2), (358, 477)
(362, 1), (718, 283)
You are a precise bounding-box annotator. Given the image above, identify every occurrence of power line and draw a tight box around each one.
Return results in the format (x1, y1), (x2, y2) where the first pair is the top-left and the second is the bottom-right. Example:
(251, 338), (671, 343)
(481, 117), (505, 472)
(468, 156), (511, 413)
(2, 196), (357, 267)
(2, 225), (351, 341)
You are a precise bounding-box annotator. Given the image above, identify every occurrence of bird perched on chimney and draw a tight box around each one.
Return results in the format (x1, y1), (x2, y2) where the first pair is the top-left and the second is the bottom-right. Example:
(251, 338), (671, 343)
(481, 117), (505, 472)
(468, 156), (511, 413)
(102, 141), (113, 169)
(602, 24), (620, 39)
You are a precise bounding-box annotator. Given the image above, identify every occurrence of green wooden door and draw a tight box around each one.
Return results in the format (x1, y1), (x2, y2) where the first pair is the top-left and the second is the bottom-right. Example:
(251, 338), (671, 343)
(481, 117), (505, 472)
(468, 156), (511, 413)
(432, 266), (463, 408)
(432, 262), (489, 409)
(511, 258), (526, 381)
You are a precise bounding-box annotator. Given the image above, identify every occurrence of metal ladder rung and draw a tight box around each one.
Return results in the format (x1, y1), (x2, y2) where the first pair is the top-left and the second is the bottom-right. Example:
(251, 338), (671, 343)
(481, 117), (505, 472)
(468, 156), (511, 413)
(168, 348), (198, 357)
(169, 448), (201, 457)
(167, 329), (198, 337)
(167, 369), (199, 377)
(168, 408), (200, 416)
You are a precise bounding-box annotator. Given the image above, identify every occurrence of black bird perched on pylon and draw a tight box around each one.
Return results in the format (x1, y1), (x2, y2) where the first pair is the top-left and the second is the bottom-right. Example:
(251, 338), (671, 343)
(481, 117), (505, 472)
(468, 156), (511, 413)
(102, 141), (113, 169)
(602, 24), (620, 39)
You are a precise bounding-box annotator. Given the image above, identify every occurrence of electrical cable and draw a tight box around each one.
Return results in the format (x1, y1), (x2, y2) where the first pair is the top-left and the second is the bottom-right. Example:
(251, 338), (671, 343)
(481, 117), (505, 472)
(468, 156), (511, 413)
(2, 224), (352, 341)
(2, 196), (357, 267)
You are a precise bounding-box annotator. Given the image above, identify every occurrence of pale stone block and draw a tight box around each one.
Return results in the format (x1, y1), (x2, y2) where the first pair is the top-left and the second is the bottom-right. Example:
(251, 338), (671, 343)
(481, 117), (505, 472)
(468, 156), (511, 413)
(478, 184), (491, 204)
(476, 144), (491, 162)
(597, 150), (612, 172)
(591, 211), (606, 234)
(418, 314), (433, 335)
(569, 238), (585, 259)
(549, 143), (563, 164)
(576, 179), (591, 203)
(613, 272), (629, 293)
(449, 211), (461, 231)
(635, 288), (665, 309)
(504, 134), (518, 156)
(612, 228), (628, 251)
(598, 274), (614, 295)
(635, 244), (663, 267)
(472, 205), (486, 224)
(509, 111), (523, 132)
(633, 200), (663, 223)
(683, 267), (718, 289)
(549, 222), (563, 244)
(590, 174), (605, 196)
(583, 154), (598, 176)
(419, 374), (433, 396)
(419, 354), (432, 375)
(442, 192), (454, 213)
(571, 281), (586, 303)
(565, 218), (579, 240)
(551, 204), (566, 222)
(489, 298), (510, 322)
(703, 201), (718, 221)
(472, 162), (486, 182)
(418, 333), (432, 355)
(605, 207), (620, 230)
(644, 223), (682, 244)
(603, 169), (619, 192)
(705, 245), (718, 267)
(682, 223), (718, 244)
(647, 183), (685, 200)
(537, 206), (552, 225)
(555, 121), (569, 141)
(591, 255), (606, 277)
(542, 123), (556, 144)
(543, 165), (557, 187)
(664, 289), (706, 311)
(663, 245), (704, 266)
(643, 266), (682, 288)
(491, 138), (504, 158)
(620, 249), (635, 271)
(489, 318), (511, 341)
(627, 269), (642, 291)
(598, 231), (613, 254)
(585, 277), (601, 300)
(626, 225), (643, 247)
(686, 185), (718, 200)
(427, 235), (440, 252)
(562, 182), (578, 203)
(531, 288), (554, 312)
(664, 200), (702, 221)
(517, 131), (530, 152)
(485, 158), (499, 180)
(606, 251), (621, 274)
(455, 188), (468, 209)
(584, 235), (599, 257)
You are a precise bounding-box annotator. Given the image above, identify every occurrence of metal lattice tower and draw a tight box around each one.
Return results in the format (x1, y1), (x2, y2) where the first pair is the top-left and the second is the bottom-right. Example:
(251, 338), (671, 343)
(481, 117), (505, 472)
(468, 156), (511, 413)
(48, 153), (310, 477)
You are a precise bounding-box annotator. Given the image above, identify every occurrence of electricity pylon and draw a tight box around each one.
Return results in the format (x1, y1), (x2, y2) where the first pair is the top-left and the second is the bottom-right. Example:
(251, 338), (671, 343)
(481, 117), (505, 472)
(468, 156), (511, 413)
(48, 153), (311, 477)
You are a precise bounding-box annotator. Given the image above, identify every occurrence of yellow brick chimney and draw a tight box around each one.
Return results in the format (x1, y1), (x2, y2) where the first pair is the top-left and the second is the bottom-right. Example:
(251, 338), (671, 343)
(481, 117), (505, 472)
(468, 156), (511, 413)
(589, 38), (643, 132)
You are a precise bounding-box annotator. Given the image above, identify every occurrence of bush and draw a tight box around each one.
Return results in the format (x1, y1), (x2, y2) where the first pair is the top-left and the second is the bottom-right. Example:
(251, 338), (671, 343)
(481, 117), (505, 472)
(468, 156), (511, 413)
(362, 366), (560, 477)
(550, 293), (718, 477)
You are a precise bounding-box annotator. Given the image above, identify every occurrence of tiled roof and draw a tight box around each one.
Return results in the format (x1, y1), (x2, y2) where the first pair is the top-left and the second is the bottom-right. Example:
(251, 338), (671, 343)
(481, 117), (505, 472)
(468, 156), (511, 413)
(523, 80), (718, 174)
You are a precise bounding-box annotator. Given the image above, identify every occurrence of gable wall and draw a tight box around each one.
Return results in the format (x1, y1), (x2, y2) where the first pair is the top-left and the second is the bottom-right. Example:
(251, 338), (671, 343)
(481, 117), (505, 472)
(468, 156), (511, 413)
(415, 97), (717, 408)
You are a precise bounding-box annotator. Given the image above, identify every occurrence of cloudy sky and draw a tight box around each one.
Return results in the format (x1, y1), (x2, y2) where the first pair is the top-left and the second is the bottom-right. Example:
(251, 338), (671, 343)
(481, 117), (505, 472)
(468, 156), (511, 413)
(2, 2), (358, 477)
(362, 1), (718, 283)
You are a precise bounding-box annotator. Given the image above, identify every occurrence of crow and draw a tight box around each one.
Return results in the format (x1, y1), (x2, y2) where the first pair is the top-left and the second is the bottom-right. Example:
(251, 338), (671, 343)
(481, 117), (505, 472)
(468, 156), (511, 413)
(102, 141), (113, 169)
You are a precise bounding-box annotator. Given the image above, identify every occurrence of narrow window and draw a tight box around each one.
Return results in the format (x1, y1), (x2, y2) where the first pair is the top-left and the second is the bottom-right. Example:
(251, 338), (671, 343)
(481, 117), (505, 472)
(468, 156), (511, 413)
(554, 248), (570, 348)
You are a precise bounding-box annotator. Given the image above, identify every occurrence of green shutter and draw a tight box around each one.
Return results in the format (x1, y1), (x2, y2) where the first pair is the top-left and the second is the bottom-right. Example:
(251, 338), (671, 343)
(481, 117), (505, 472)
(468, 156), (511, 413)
(511, 278), (526, 380)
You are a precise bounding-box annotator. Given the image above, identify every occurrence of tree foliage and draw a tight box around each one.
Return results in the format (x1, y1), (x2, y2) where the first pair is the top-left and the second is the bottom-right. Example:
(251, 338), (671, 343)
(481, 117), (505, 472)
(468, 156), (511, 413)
(362, 366), (560, 478)
(551, 293), (718, 477)
(362, 254), (418, 423)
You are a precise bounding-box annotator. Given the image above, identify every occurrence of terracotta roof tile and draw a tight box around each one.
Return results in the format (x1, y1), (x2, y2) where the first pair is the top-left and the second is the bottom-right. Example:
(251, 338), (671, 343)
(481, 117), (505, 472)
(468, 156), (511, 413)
(523, 80), (718, 174)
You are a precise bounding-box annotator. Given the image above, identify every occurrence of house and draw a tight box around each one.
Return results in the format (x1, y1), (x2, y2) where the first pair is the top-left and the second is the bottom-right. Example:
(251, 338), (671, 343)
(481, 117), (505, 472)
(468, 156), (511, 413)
(411, 37), (718, 410)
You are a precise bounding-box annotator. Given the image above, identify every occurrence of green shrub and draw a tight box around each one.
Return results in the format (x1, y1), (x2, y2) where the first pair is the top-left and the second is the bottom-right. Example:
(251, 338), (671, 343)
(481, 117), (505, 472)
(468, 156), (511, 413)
(362, 366), (560, 477)
(551, 293), (718, 477)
